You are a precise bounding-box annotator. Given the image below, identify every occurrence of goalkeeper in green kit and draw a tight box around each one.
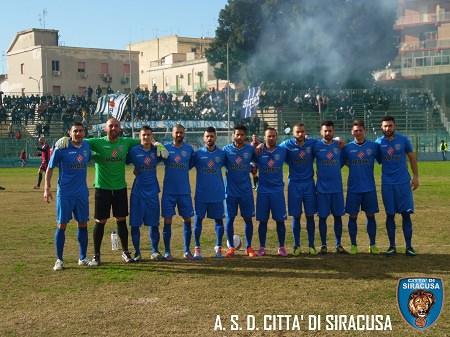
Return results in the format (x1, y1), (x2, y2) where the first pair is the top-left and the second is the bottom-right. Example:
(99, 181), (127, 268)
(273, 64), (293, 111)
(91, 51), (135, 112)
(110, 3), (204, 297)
(55, 117), (168, 266)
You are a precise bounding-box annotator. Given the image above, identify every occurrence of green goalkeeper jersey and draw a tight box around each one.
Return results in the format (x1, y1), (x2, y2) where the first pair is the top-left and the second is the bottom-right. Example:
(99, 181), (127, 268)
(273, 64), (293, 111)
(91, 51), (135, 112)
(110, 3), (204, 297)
(87, 136), (139, 190)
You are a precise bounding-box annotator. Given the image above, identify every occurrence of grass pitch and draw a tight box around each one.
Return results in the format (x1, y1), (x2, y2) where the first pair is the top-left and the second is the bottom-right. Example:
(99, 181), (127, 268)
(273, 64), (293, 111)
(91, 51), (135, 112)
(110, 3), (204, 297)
(0, 162), (449, 337)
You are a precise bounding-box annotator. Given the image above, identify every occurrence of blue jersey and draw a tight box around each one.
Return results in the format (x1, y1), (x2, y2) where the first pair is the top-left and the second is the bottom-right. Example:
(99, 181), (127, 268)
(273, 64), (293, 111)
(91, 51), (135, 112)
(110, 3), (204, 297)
(48, 141), (91, 198)
(313, 140), (343, 193)
(193, 146), (226, 202)
(162, 142), (194, 195)
(126, 144), (160, 197)
(343, 140), (379, 193)
(376, 133), (413, 185)
(280, 138), (316, 183)
(223, 143), (256, 197)
(255, 146), (287, 193)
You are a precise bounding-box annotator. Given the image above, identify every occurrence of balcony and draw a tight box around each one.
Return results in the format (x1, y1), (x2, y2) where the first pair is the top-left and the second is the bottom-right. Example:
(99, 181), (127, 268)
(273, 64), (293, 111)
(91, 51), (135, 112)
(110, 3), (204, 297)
(400, 38), (450, 51)
(395, 11), (450, 28)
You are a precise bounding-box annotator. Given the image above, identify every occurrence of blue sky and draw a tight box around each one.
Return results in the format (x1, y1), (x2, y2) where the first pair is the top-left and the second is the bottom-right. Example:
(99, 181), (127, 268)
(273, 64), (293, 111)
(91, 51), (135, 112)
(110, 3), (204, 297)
(1, 0), (228, 73)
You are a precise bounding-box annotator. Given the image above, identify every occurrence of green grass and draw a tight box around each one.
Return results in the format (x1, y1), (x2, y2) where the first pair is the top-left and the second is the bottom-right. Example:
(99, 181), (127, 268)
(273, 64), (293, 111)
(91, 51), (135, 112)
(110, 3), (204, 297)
(0, 163), (449, 336)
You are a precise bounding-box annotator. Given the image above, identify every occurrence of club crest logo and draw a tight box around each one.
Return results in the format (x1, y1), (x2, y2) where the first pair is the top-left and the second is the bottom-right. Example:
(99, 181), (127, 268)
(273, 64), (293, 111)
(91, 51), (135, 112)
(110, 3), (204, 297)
(144, 156), (151, 166)
(326, 152), (334, 160)
(208, 160), (215, 168)
(357, 151), (365, 159)
(76, 154), (84, 163)
(268, 159), (275, 168)
(243, 152), (250, 159)
(306, 147), (312, 153)
(333, 147), (339, 154)
(367, 148), (373, 156)
(387, 147), (395, 156)
(215, 156), (221, 163)
(397, 277), (444, 331)
(274, 154), (280, 161)
(174, 155), (181, 163)
(299, 151), (306, 159)
(111, 150), (118, 158)
(235, 156), (242, 165)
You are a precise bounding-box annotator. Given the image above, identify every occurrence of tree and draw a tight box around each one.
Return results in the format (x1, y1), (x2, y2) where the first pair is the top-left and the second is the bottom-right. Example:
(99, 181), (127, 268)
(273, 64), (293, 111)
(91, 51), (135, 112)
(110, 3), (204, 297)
(207, 0), (397, 88)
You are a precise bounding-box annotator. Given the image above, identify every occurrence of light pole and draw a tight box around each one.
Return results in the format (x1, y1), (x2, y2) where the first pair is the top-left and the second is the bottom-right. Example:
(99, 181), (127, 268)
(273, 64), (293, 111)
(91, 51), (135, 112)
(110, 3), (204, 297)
(29, 76), (43, 95)
(227, 42), (231, 142)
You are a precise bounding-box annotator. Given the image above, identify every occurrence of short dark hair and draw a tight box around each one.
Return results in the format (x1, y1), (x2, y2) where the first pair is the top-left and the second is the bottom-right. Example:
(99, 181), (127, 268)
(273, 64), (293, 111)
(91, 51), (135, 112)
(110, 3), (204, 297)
(173, 123), (185, 130)
(352, 120), (365, 129)
(293, 122), (305, 128)
(381, 115), (395, 123)
(141, 125), (153, 132)
(320, 120), (334, 128)
(234, 124), (247, 133)
(71, 121), (84, 128)
(205, 126), (216, 133)
(265, 127), (277, 134)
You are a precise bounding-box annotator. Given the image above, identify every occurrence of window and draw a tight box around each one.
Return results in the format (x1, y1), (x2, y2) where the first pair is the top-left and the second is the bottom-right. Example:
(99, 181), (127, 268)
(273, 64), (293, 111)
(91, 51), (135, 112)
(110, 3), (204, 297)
(78, 62), (86, 73)
(123, 63), (130, 75)
(20, 63), (24, 74)
(52, 60), (60, 71)
(100, 63), (109, 74)
(415, 57), (424, 67)
(52, 85), (61, 95)
(191, 48), (197, 52)
(442, 55), (450, 65)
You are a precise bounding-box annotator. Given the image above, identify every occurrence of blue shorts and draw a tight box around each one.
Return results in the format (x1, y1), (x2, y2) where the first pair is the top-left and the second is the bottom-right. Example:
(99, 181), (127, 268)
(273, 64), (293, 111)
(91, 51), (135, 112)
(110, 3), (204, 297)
(161, 193), (194, 218)
(381, 183), (414, 215)
(130, 193), (160, 227)
(56, 194), (89, 225)
(195, 199), (225, 219)
(287, 180), (316, 217)
(345, 190), (379, 215)
(226, 195), (255, 219)
(256, 192), (287, 221)
(317, 192), (345, 218)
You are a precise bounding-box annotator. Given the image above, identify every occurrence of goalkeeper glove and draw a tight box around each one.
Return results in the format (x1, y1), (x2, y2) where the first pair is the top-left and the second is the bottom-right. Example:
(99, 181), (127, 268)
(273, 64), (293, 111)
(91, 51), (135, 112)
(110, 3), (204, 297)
(55, 136), (70, 149)
(154, 142), (169, 159)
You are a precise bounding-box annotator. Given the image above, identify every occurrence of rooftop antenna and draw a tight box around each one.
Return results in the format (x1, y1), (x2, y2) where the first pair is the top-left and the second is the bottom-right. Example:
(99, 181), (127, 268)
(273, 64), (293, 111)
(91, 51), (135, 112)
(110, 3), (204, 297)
(38, 9), (48, 28)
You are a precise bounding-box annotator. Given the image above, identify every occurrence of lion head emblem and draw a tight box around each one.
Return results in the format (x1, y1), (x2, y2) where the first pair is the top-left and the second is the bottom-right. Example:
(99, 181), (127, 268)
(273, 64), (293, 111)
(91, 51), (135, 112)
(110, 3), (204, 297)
(408, 290), (435, 328)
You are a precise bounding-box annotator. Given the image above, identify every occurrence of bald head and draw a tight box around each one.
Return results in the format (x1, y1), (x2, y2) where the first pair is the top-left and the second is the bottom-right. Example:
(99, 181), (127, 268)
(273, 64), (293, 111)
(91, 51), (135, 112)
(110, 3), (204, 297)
(104, 118), (121, 140)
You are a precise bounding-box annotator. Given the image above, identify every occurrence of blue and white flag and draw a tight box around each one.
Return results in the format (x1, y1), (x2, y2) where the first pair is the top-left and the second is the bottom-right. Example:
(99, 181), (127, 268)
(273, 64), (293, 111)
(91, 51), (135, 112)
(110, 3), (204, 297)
(95, 93), (129, 121)
(240, 86), (260, 119)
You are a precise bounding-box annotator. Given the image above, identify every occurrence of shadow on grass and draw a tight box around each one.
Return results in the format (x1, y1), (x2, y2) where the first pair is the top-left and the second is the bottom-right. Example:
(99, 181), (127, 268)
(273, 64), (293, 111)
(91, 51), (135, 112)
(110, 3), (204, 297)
(88, 253), (450, 281)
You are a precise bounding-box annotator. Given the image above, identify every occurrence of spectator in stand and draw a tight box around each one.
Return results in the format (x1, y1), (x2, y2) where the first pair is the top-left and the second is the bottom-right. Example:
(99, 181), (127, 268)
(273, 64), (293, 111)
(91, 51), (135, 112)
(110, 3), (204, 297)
(96, 85), (102, 99)
(19, 149), (27, 167)
(87, 86), (93, 102)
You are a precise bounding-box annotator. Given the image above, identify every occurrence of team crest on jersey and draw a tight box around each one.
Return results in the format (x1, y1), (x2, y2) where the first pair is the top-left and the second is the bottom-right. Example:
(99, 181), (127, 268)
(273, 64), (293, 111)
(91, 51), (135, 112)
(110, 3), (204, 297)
(174, 155), (181, 163)
(76, 154), (84, 163)
(235, 156), (242, 164)
(397, 277), (444, 331)
(326, 152), (334, 160)
(387, 147), (395, 156)
(357, 151), (365, 159)
(118, 145), (124, 153)
(208, 160), (215, 168)
(144, 156), (152, 165)
(299, 151), (306, 159)
(306, 147), (312, 153)
(111, 150), (118, 158)
(268, 159), (275, 168)
(83, 150), (88, 157)
(181, 150), (187, 157)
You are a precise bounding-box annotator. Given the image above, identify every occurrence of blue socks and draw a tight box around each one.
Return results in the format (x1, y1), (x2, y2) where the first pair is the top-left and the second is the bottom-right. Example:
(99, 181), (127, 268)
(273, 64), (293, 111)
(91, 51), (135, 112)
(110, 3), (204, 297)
(194, 216), (202, 247)
(163, 223), (172, 254)
(334, 216), (342, 247)
(215, 219), (224, 247)
(183, 221), (192, 253)
(225, 216), (235, 247)
(386, 214), (396, 247)
(306, 215), (315, 248)
(276, 221), (286, 247)
(77, 226), (88, 260)
(150, 226), (160, 253)
(55, 227), (65, 260)
(244, 217), (253, 248)
(348, 216), (358, 246)
(401, 212), (413, 248)
(367, 215), (377, 246)
(131, 227), (140, 256)
(292, 217), (301, 247)
(258, 221), (268, 247)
